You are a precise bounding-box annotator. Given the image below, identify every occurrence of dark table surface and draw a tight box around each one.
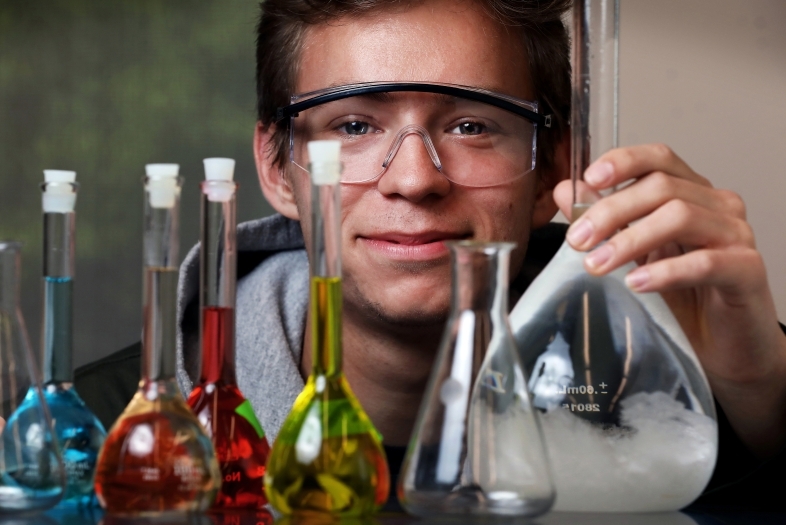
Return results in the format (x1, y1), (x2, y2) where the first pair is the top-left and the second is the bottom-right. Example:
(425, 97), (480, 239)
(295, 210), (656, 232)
(25, 508), (784, 525)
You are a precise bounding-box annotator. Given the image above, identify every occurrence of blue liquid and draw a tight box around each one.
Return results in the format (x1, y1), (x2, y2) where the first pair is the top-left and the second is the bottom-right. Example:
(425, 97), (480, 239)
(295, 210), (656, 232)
(43, 385), (106, 506)
(2, 388), (65, 513)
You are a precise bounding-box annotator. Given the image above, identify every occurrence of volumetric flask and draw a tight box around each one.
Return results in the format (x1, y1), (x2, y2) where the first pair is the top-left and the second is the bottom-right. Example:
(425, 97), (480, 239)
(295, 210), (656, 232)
(0, 242), (66, 513)
(399, 242), (554, 517)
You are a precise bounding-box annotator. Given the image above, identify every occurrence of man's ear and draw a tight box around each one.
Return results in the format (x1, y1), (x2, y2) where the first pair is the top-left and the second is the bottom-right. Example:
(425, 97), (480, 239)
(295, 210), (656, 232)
(531, 132), (570, 229)
(255, 122), (300, 220)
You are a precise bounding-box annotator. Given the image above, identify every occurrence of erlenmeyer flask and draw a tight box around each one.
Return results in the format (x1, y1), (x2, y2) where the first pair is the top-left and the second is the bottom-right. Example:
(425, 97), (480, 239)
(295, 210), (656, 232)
(509, 0), (718, 512)
(399, 242), (554, 517)
(0, 241), (66, 513)
(94, 164), (221, 514)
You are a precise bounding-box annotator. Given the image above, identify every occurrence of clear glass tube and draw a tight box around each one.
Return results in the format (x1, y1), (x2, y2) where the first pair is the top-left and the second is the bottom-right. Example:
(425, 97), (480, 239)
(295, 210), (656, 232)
(265, 155), (390, 517)
(0, 241), (66, 513)
(399, 242), (554, 517)
(571, 0), (620, 220)
(95, 170), (221, 515)
(38, 179), (107, 507)
(187, 174), (271, 509)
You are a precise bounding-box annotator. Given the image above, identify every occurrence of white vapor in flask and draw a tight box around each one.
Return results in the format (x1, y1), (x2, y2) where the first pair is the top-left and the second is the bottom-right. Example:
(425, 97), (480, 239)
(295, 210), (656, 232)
(508, 0), (718, 512)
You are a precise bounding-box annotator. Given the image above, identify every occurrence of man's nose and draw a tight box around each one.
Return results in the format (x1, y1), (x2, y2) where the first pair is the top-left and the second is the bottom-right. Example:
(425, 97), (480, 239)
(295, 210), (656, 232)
(376, 126), (451, 202)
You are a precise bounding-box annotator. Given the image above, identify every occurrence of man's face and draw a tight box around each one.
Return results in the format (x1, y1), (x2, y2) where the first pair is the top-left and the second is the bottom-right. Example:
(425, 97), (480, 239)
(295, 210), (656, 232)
(288, 0), (545, 327)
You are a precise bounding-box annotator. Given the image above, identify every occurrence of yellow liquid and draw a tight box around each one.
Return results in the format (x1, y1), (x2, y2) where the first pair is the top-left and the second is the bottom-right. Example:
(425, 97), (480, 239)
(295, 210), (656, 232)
(265, 277), (389, 517)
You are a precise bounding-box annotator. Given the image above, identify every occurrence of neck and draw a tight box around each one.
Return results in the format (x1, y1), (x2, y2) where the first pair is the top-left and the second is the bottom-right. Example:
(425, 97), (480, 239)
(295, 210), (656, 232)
(199, 305), (237, 385)
(301, 301), (444, 447)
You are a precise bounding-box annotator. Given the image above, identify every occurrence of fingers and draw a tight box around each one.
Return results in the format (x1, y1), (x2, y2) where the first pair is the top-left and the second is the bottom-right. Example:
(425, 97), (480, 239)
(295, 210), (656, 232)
(566, 174), (748, 249)
(624, 247), (768, 299)
(580, 200), (755, 277)
(584, 144), (711, 190)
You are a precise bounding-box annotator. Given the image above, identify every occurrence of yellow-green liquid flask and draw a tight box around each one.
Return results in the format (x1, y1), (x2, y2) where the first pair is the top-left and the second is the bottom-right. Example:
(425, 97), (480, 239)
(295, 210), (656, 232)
(265, 141), (390, 517)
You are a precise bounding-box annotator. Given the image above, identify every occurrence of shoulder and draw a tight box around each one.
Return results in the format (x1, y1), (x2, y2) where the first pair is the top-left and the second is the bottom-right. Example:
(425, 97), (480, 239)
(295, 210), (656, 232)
(74, 342), (141, 430)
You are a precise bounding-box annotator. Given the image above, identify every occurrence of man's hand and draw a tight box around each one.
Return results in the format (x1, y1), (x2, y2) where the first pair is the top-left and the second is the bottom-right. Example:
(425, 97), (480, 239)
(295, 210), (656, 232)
(553, 144), (786, 459)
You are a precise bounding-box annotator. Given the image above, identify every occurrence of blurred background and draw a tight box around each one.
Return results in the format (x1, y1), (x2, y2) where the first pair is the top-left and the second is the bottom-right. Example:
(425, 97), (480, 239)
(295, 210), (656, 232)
(1, 0), (785, 369)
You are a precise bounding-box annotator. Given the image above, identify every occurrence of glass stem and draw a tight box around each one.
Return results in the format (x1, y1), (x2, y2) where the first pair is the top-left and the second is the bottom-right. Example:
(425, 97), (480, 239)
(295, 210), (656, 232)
(310, 181), (342, 378)
(199, 181), (238, 385)
(142, 178), (181, 383)
(42, 209), (76, 385)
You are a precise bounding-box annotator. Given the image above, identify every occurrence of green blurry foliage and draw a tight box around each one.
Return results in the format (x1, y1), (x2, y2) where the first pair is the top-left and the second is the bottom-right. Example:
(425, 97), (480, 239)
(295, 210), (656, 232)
(0, 0), (273, 367)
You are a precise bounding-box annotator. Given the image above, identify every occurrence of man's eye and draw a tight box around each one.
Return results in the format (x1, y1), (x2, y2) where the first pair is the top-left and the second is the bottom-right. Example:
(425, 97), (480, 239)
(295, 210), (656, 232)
(339, 121), (370, 135)
(451, 122), (487, 135)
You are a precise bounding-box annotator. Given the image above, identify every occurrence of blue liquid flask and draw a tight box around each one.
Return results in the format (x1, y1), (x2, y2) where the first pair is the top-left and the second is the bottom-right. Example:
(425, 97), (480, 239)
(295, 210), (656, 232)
(11, 171), (107, 507)
(0, 241), (66, 513)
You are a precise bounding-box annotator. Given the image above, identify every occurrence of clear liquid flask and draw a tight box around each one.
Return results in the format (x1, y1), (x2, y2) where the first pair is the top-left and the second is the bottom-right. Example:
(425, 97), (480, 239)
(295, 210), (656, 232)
(508, 0), (718, 512)
(33, 170), (107, 507)
(94, 164), (221, 515)
(399, 242), (554, 517)
(265, 141), (390, 518)
(0, 241), (66, 513)
(187, 159), (271, 509)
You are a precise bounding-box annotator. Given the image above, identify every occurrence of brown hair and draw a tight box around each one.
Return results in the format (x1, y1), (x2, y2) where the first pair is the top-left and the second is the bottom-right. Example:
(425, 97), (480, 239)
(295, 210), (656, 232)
(256, 0), (571, 173)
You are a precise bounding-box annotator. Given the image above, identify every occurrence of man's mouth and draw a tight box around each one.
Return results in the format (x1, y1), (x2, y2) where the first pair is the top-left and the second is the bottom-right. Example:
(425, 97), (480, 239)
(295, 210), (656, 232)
(358, 231), (471, 261)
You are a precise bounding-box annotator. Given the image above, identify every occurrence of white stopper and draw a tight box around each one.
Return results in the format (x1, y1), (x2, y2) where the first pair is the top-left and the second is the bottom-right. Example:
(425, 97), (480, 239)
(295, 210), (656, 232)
(202, 158), (236, 202)
(145, 163), (179, 178)
(145, 164), (180, 209)
(307, 140), (341, 185)
(42, 169), (77, 213)
(203, 158), (235, 181)
(43, 169), (76, 183)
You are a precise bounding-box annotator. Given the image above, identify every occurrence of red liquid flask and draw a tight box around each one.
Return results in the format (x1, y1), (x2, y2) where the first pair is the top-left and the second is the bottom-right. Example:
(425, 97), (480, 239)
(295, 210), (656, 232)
(187, 159), (271, 509)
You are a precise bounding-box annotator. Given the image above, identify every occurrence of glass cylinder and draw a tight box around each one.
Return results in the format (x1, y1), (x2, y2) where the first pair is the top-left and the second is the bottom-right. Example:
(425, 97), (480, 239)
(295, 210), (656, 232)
(187, 158), (271, 509)
(0, 241), (66, 513)
(399, 242), (554, 517)
(38, 172), (107, 507)
(265, 142), (390, 517)
(571, 0), (620, 218)
(94, 165), (221, 515)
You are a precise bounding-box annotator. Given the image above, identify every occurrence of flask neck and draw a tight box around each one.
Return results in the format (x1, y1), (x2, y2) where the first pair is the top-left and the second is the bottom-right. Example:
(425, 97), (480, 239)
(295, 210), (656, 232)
(41, 210), (76, 384)
(449, 242), (514, 320)
(310, 180), (343, 378)
(0, 243), (22, 314)
(199, 183), (238, 385)
(141, 176), (182, 382)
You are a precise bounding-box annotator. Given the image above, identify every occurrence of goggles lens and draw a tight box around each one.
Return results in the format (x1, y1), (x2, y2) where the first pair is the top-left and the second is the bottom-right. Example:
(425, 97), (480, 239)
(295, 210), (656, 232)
(288, 88), (539, 188)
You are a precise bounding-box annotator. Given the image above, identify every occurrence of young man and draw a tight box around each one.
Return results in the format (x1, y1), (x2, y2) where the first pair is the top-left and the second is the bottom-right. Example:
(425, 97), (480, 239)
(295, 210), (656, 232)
(77, 0), (786, 510)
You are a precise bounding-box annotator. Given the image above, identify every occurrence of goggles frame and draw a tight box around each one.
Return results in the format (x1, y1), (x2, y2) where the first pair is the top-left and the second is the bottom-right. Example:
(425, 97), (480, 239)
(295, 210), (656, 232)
(277, 82), (553, 186)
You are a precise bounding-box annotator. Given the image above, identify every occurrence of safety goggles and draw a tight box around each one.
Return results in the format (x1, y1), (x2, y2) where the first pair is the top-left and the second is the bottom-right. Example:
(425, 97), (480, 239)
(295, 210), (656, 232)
(276, 82), (551, 188)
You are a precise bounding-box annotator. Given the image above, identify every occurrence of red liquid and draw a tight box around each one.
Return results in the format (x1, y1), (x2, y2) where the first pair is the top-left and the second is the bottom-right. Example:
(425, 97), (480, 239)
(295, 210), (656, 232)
(188, 306), (271, 509)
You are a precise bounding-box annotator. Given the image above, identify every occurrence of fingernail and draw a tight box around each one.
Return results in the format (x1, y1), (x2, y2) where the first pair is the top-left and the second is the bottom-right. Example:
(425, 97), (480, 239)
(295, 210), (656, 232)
(567, 218), (593, 247)
(585, 244), (614, 270)
(585, 161), (614, 186)
(626, 268), (650, 291)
